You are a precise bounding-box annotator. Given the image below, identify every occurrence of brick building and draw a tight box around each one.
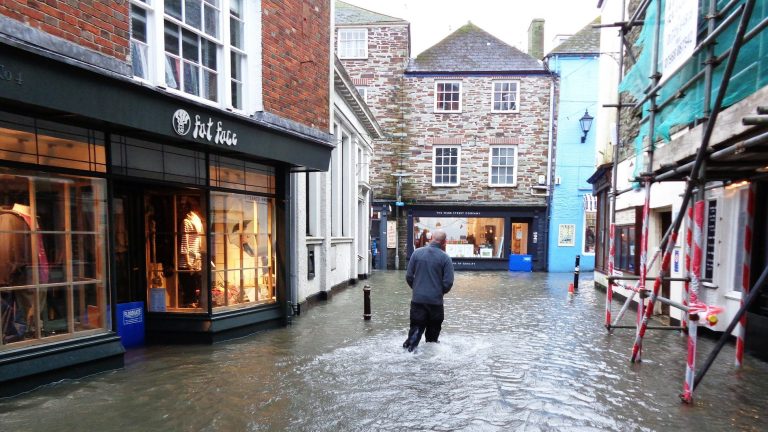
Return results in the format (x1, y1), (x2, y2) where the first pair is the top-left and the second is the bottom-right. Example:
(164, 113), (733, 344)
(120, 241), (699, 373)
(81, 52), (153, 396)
(336, 1), (556, 270)
(0, 0), (333, 396)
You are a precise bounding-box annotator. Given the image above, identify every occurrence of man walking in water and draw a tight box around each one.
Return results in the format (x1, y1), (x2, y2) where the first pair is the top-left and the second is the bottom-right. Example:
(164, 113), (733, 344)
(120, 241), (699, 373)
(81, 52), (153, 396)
(403, 229), (454, 352)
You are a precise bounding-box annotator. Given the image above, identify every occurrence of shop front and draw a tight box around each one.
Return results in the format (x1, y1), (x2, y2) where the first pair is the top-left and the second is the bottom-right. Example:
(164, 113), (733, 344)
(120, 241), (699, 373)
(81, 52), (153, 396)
(0, 43), (332, 396)
(406, 206), (548, 271)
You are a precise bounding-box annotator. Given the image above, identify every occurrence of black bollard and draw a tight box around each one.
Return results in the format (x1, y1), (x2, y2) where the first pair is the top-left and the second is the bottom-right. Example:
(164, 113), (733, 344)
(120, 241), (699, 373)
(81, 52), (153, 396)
(363, 285), (371, 320)
(573, 255), (580, 291)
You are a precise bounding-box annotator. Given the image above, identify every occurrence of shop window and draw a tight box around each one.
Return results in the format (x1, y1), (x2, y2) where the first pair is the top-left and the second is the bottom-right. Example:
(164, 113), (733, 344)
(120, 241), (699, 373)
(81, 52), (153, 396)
(412, 216), (505, 258)
(595, 189), (609, 272)
(210, 192), (276, 310)
(129, 0), (251, 110)
(209, 155), (275, 193)
(510, 222), (529, 255)
(1, 169), (109, 349)
(0, 111), (106, 173)
(615, 225), (637, 274)
(583, 211), (597, 255)
(145, 193), (208, 311)
(112, 135), (206, 185)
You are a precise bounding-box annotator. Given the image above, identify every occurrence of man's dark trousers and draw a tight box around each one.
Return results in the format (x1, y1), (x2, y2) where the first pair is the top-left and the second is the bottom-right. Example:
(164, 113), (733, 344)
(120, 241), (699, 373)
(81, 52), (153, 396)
(405, 302), (444, 350)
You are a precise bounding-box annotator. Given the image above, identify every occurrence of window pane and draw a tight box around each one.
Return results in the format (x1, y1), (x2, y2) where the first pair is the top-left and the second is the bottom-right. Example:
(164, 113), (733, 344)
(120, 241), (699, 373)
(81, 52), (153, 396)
(164, 22), (180, 55)
(182, 29), (199, 61)
(165, 0), (182, 20)
(165, 55), (180, 89)
(204, 3), (219, 37)
(185, 0), (202, 29)
(203, 69), (217, 101)
(131, 41), (149, 79)
(183, 62), (200, 95)
(202, 38), (217, 69)
(131, 6), (147, 43)
(230, 16), (244, 48)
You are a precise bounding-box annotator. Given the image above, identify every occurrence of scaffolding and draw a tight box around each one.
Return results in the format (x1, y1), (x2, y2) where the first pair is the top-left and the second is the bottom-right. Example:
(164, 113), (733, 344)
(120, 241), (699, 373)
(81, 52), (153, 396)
(599, 0), (768, 403)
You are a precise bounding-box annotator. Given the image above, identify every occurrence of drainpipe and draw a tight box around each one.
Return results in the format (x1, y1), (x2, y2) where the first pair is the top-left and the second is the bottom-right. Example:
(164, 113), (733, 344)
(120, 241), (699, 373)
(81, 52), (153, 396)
(547, 77), (555, 190)
(288, 175), (299, 319)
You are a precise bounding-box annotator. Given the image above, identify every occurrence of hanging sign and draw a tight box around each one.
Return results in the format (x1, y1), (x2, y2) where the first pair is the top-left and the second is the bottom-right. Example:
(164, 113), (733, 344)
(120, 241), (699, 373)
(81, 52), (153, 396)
(386, 221), (397, 248)
(661, 0), (698, 82)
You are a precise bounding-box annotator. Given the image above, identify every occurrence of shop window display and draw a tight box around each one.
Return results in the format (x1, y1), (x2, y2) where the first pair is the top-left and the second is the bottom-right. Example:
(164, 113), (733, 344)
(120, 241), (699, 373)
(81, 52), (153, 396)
(1, 169), (108, 348)
(210, 192), (276, 309)
(145, 193), (207, 311)
(413, 217), (506, 258)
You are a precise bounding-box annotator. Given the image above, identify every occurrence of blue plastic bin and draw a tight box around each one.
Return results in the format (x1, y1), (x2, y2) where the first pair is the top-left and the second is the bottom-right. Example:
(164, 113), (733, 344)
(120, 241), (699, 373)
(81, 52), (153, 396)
(509, 254), (532, 272)
(116, 301), (145, 348)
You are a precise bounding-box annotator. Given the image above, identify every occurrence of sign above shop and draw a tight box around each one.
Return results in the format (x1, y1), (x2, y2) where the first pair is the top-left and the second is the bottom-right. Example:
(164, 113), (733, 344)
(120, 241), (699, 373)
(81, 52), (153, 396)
(172, 109), (238, 146)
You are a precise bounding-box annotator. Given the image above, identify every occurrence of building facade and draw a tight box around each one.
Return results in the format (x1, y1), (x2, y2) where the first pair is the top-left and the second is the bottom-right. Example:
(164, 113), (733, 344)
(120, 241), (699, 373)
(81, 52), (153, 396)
(336, 2), (556, 271)
(591, 0), (768, 360)
(292, 57), (382, 310)
(0, 0), (333, 396)
(545, 19), (600, 273)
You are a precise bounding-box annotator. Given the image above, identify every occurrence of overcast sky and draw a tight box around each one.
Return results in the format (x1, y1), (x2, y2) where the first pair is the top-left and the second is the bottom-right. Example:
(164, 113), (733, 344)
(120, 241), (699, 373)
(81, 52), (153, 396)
(340, 0), (602, 56)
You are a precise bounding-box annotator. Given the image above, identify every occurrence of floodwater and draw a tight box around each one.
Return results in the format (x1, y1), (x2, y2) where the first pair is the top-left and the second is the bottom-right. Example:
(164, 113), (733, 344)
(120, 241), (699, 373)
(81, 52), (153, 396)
(2, 271), (768, 431)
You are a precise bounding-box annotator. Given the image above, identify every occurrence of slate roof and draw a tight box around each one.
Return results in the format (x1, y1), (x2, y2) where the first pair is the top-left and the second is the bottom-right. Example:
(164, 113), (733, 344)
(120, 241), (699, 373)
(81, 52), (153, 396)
(335, 1), (407, 25)
(548, 17), (601, 55)
(406, 22), (545, 74)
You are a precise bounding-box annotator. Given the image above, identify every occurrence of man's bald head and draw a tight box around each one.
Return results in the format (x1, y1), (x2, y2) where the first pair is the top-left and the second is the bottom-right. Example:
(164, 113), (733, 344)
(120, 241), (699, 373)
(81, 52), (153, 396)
(431, 229), (447, 245)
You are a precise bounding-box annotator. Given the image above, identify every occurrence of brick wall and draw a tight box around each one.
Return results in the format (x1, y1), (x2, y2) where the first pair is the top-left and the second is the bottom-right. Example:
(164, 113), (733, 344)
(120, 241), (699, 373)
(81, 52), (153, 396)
(338, 24), (410, 200)
(401, 75), (554, 206)
(262, 0), (330, 131)
(1, 0), (130, 61)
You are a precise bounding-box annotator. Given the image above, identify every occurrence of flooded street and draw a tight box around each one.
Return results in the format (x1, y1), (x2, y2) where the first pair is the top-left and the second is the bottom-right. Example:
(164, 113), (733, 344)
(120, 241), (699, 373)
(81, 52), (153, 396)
(2, 271), (768, 431)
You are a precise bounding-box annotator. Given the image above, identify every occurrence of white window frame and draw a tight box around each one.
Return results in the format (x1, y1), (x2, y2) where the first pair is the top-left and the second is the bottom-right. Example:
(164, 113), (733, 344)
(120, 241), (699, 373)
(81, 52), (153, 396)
(128, 0), (258, 113)
(582, 210), (597, 255)
(338, 28), (368, 59)
(488, 146), (518, 187)
(491, 80), (520, 113)
(434, 81), (462, 113)
(432, 145), (461, 186)
(356, 86), (368, 103)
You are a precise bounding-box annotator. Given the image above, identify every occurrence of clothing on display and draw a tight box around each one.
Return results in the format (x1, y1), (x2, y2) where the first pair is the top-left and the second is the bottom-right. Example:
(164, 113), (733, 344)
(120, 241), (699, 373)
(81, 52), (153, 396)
(181, 211), (203, 271)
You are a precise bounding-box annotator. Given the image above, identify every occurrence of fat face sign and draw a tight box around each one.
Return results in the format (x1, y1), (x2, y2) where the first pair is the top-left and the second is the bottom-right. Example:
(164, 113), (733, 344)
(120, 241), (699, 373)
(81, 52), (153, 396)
(172, 109), (238, 146)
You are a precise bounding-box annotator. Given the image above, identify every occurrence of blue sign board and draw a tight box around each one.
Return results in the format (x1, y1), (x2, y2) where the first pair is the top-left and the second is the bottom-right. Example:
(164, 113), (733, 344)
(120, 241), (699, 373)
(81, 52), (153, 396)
(395, 201), (405, 206)
(116, 301), (145, 348)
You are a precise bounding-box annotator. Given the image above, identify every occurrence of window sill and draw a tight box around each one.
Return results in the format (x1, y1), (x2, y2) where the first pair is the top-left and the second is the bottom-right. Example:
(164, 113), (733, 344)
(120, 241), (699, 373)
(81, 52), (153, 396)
(488, 183), (518, 188)
(490, 110), (520, 114)
(725, 291), (742, 301)
(433, 111), (462, 114)
(331, 237), (354, 244)
(306, 237), (324, 245)
(431, 183), (461, 187)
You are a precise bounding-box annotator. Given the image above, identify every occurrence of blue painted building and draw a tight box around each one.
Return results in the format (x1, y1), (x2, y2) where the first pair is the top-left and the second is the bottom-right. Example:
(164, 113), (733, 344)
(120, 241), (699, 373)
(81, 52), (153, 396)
(545, 18), (600, 272)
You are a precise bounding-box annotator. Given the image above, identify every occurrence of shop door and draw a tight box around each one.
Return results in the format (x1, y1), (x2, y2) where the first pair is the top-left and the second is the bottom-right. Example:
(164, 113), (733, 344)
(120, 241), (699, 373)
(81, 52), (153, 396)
(660, 211), (672, 317)
(509, 220), (531, 255)
(113, 186), (146, 304)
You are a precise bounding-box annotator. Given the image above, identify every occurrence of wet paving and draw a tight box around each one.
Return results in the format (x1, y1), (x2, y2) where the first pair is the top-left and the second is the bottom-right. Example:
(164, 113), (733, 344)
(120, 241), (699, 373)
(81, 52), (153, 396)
(2, 271), (768, 431)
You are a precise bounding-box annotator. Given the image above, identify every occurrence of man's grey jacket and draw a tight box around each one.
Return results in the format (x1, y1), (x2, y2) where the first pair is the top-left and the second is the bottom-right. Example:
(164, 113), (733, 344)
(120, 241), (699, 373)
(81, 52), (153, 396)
(406, 243), (454, 305)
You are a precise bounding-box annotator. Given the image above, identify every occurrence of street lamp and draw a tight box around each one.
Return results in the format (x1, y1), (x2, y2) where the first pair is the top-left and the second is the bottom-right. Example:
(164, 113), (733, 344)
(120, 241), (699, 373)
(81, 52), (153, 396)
(579, 109), (594, 143)
(391, 172), (412, 270)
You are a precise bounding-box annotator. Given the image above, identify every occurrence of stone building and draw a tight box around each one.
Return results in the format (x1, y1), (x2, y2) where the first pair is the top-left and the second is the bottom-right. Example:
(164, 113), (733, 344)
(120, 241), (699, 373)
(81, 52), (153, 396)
(0, 0), (334, 396)
(335, 0), (557, 270)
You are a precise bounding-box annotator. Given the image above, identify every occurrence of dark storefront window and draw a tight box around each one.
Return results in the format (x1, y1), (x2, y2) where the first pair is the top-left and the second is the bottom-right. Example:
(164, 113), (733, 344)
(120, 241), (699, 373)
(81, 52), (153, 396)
(0, 112), (106, 173)
(413, 216), (505, 258)
(615, 225), (638, 274)
(1, 168), (109, 349)
(595, 189), (609, 272)
(209, 155), (275, 194)
(111, 135), (206, 185)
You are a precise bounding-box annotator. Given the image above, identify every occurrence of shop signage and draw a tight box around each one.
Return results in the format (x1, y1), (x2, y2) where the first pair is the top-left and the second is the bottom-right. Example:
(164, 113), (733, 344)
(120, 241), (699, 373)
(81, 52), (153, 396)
(0, 63), (23, 86)
(435, 211), (481, 216)
(172, 109), (238, 146)
(386, 221), (397, 248)
(662, 0), (698, 83)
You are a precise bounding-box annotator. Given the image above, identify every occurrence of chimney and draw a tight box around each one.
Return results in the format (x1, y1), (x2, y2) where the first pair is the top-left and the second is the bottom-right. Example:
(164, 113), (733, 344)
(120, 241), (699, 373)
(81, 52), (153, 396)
(528, 19), (545, 59)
